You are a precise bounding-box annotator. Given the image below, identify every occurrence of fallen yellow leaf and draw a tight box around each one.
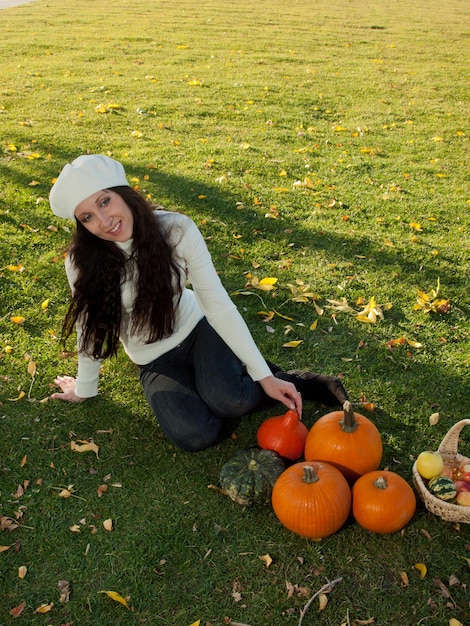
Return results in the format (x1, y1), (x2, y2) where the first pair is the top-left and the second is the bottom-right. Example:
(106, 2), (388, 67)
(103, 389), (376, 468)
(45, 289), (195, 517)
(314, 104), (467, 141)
(257, 310), (275, 322)
(327, 298), (354, 313)
(11, 316), (26, 325)
(272, 309), (294, 321)
(259, 554), (272, 567)
(318, 592), (328, 611)
(35, 602), (54, 613)
(356, 296), (391, 324)
(20, 223), (38, 233)
(257, 276), (278, 290)
(413, 563), (427, 578)
(23, 152), (41, 160)
(27, 359), (36, 377)
(413, 278), (450, 314)
(103, 518), (113, 531)
(282, 340), (303, 348)
(18, 566), (27, 579)
(8, 391), (25, 402)
(99, 590), (128, 607)
(406, 339), (423, 348)
(70, 440), (100, 456)
(97, 484), (108, 497)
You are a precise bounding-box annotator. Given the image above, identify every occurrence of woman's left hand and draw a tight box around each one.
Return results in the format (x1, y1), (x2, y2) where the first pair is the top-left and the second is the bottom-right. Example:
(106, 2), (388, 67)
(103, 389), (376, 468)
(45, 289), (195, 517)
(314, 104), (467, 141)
(259, 375), (303, 417)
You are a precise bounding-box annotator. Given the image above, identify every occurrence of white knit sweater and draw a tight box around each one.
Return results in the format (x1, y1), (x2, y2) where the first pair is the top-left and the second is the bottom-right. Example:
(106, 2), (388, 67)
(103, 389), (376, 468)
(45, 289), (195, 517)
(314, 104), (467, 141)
(65, 210), (272, 397)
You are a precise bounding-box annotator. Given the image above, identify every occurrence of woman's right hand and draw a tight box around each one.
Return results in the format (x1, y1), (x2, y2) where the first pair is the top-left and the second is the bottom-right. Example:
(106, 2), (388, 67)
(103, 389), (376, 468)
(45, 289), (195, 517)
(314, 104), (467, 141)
(50, 376), (86, 402)
(259, 375), (303, 417)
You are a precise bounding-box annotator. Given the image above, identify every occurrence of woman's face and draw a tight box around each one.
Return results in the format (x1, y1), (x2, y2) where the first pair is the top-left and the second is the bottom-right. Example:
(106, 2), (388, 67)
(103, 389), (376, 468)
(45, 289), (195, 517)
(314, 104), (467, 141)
(74, 189), (134, 242)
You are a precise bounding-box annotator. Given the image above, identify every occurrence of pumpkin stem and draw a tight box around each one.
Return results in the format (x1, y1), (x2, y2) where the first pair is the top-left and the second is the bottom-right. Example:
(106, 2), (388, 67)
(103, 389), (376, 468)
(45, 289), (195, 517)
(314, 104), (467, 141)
(302, 465), (319, 484)
(339, 400), (358, 433)
(374, 476), (388, 490)
(248, 459), (259, 471)
(281, 410), (299, 426)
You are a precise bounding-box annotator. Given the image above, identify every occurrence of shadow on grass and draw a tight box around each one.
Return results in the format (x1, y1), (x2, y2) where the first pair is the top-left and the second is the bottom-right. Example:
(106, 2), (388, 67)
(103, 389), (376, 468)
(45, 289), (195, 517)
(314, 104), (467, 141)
(1, 146), (468, 460)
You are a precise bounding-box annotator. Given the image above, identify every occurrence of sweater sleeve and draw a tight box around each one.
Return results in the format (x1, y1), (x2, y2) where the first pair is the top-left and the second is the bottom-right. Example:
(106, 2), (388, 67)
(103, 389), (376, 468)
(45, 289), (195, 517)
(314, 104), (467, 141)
(64, 256), (102, 398)
(178, 216), (272, 382)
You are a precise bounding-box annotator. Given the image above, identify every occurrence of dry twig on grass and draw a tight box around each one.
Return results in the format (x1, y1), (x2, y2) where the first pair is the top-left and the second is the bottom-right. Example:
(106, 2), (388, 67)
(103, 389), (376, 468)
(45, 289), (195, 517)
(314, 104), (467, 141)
(298, 577), (343, 626)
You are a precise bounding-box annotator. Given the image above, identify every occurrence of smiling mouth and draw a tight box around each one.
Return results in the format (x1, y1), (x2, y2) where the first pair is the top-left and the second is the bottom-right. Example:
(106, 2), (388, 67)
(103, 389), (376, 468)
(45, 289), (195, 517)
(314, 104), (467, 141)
(109, 221), (121, 234)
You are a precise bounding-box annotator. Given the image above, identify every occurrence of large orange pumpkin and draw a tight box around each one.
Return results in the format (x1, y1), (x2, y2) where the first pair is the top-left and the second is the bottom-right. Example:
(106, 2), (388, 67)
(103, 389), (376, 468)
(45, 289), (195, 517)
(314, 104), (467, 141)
(304, 401), (382, 484)
(352, 470), (416, 533)
(271, 461), (351, 539)
(257, 409), (308, 461)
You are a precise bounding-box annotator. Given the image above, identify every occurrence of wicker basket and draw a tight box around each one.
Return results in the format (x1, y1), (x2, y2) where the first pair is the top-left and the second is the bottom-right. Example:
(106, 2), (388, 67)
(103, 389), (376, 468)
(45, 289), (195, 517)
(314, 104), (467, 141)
(412, 418), (470, 523)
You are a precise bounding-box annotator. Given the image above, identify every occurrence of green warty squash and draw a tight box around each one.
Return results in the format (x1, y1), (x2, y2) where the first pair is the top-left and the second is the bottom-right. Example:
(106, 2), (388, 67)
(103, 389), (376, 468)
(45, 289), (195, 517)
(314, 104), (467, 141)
(219, 447), (285, 506)
(428, 475), (457, 502)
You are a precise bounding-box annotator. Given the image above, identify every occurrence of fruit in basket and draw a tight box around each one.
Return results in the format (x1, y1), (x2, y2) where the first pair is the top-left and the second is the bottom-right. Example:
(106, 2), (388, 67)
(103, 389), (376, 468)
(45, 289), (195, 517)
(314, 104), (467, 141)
(459, 463), (470, 483)
(427, 475), (457, 502)
(440, 465), (454, 479)
(415, 451), (444, 480)
(456, 491), (470, 506)
(454, 480), (470, 493)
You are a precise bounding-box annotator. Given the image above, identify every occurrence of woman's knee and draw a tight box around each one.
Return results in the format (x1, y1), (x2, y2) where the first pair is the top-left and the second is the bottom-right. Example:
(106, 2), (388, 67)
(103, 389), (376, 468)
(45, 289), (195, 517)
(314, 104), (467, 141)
(164, 423), (223, 452)
(198, 379), (262, 419)
(145, 393), (225, 451)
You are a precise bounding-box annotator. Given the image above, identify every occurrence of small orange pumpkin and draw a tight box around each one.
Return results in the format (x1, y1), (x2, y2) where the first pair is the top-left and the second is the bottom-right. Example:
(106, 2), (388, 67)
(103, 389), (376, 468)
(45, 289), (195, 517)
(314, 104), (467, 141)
(304, 401), (382, 484)
(352, 470), (416, 533)
(271, 461), (351, 539)
(257, 409), (308, 461)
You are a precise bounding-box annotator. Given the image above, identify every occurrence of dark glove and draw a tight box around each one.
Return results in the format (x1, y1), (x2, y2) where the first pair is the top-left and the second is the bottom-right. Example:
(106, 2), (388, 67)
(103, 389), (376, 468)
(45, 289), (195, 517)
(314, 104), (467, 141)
(276, 370), (349, 407)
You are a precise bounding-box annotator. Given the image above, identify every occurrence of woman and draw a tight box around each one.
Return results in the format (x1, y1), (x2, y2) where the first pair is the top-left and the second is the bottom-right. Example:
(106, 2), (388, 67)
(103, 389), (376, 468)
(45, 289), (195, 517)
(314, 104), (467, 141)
(49, 155), (348, 452)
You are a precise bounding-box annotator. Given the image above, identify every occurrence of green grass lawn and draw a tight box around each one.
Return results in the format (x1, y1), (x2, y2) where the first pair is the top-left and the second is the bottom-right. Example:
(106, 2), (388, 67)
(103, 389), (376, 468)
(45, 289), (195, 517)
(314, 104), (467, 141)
(0, 0), (469, 624)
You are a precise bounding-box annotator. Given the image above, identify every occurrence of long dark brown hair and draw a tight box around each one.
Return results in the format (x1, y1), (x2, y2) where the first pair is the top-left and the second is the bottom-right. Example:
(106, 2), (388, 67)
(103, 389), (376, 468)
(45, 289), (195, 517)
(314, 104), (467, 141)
(62, 186), (183, 359)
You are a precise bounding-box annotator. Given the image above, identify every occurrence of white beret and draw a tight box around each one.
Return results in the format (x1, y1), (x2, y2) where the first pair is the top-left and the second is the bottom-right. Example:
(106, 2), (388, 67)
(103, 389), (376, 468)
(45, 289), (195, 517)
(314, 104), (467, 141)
(49, 154), (130, 220)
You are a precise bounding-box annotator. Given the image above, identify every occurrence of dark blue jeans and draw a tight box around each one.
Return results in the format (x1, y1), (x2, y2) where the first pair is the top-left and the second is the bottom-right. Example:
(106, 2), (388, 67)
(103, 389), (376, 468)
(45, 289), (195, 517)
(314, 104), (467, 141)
(139, 318), (266, 452)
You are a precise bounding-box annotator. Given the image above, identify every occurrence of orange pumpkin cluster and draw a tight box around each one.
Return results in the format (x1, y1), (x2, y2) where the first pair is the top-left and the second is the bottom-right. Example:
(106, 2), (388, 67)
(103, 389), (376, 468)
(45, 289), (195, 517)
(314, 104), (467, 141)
(257, 402), (416, 539)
